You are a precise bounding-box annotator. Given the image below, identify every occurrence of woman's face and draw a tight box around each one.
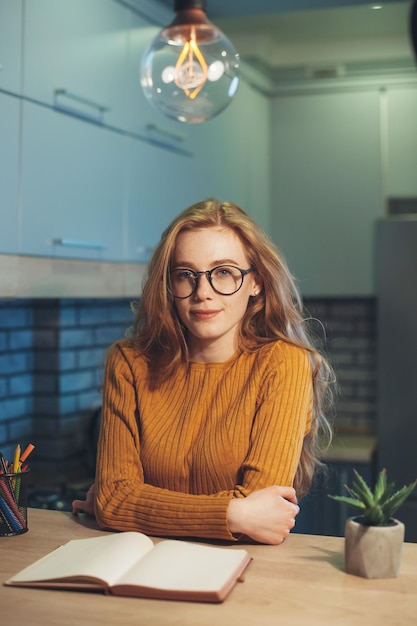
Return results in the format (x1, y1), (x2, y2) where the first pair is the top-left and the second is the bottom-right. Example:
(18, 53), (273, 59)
(172, 226), (261, 362)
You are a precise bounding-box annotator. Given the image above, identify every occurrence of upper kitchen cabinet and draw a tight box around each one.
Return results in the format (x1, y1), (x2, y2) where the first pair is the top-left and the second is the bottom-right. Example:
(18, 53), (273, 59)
(125, 138), (195, 262)
(22, 0), (132, 132)
(0, 0), (22, 94)
(271, 90), (383, 297)
(0, 93), (20, 254)
(20, 102), (125, 260)
(386, 87), (417, 199)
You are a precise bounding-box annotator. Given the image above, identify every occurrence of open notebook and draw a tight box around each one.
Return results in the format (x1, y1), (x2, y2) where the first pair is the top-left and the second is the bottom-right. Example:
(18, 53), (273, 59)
(5, 531), (252, 603)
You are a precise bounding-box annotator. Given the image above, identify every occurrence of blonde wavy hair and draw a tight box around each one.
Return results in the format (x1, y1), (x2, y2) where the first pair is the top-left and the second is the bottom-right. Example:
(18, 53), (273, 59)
(127, 199), (334, 496)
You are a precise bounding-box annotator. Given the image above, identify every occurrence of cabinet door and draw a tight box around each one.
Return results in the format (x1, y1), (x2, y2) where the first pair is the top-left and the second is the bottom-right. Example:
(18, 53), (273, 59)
(0, 0), (22, 94)
(0, 93), (20, 254)
(125, 138), (195, 262)
(386, 87), (417, 198)
(23, 0), (131, 131)
(271, 90), (383, 297)
(20, 102), (125, 260)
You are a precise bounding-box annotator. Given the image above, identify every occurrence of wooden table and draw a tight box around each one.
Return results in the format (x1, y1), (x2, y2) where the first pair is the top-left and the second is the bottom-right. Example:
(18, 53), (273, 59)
(1, 508), (416, 625)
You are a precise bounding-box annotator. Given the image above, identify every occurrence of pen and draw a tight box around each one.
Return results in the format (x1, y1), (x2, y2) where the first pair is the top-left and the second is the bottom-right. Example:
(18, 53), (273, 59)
(0, 489), (23, 533)
(0, 452), (7, 475)
(0, 452), (19, 506)
(20, 443), (35, 464)
(0, 503), (14, 533)
(0, 478), (26, 525)
(13, 444), (21, 474)
(0, 498), (20, 533)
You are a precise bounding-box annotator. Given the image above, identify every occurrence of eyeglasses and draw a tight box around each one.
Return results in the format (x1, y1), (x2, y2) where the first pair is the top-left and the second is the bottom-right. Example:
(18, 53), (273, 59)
(168, 265), (255, 299)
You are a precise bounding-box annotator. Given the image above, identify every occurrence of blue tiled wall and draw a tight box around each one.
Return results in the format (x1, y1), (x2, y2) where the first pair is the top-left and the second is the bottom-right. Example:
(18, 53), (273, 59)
(0, 298), (133, 484)
(304, 297), (377, 433)
(0, 301), (34, 461)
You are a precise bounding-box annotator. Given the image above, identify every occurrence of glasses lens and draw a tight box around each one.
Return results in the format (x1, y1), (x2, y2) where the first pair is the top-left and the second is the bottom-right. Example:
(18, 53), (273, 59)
(169, 269), (196, 298)
(211, 266), (243, 295)
(169, 266), (244, 298)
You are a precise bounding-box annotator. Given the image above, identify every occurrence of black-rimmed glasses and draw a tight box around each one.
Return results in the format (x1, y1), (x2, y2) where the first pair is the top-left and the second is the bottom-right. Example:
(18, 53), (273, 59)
(168, 265), (255, 299)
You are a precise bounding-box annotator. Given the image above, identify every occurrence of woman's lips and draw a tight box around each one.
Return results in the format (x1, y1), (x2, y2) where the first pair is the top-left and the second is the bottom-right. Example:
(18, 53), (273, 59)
(191, 310), (220, 320)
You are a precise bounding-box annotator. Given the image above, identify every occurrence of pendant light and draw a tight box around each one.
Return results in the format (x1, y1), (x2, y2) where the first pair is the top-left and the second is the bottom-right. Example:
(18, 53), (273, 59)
(140, 0), (240, 124)
(411, 0), (417, 63)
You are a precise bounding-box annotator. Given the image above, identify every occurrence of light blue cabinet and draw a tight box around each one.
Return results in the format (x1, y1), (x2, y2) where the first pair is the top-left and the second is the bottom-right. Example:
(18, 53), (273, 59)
(23, 0), (132, 131)
(21, 0), (181, 136)
(20, 102), (126, 260)
(17, 0), (200, 262)
(1, 0), (272, 265)
(0, 93), (20, 254)
(125, 138), (195, 262)
(0, 0), (22, 94)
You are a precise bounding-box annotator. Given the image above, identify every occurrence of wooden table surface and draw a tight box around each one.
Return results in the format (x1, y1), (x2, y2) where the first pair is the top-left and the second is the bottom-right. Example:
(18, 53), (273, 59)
(1, 508), (416, 625)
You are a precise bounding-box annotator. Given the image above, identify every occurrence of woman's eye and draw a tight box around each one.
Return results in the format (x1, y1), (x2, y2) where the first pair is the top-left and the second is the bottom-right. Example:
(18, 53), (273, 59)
(215, 267), (232, 277)
(177, 270), (194, 280)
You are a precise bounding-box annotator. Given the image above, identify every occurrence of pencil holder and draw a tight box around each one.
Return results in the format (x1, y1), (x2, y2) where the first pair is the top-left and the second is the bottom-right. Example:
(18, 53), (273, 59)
(0, 470), (29, 536)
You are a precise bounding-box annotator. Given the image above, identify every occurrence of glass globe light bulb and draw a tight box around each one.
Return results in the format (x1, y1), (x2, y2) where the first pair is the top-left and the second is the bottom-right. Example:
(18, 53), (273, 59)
(140, 5), (240, 124)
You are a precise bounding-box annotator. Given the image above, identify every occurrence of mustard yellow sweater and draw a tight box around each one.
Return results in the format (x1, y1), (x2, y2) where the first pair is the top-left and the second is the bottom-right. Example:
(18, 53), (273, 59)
(95, 340), (313, 541)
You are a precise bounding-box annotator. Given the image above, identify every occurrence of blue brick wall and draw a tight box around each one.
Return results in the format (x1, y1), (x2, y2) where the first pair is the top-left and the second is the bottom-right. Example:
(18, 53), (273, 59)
(0, 301), (34, 463)
(0, 298), (133, 483)
(304, 297), (377, 434)
(0, 296), (376, 489)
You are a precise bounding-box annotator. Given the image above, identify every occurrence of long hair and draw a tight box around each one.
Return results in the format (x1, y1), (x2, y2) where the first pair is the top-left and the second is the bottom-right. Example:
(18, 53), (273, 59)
(128, 199), (334, 496)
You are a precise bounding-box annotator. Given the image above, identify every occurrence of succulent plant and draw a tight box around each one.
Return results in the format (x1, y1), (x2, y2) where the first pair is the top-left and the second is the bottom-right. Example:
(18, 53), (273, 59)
(329, 468), (417, 526)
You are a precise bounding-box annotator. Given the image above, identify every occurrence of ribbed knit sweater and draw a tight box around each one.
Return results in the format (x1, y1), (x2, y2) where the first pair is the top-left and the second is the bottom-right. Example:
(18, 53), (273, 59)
(95, 340), (313, 541)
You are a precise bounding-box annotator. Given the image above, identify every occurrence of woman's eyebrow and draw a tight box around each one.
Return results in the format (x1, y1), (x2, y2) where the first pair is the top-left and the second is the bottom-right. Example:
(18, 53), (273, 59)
(172, 258), (241, 268)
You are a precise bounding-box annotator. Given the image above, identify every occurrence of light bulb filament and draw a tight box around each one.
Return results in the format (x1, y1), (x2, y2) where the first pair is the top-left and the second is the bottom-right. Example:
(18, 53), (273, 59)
(174, 29), (208, 100)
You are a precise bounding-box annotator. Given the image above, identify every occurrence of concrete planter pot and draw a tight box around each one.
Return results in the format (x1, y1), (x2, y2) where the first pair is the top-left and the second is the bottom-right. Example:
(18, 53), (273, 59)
(344, 516), (405, 579)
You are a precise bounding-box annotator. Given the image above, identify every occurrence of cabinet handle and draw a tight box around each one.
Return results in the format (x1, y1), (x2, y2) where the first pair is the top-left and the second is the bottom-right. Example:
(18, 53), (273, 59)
(54, 88), (110, 121)
(145, 124), (186, 144)
(136, 245), (154, 258)
(52, 238), (106, 250)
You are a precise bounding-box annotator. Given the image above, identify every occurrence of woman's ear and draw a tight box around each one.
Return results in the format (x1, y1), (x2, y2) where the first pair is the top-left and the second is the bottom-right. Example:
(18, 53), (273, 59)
(252, 279), (263, 297)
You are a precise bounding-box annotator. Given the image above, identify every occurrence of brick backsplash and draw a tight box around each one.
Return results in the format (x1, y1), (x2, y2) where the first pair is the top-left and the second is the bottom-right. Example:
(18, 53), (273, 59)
(0, 298), (134, 486)
(304, 297), (377, 435)
(0, 296), (376, 488)
(0, 301), (34, 459)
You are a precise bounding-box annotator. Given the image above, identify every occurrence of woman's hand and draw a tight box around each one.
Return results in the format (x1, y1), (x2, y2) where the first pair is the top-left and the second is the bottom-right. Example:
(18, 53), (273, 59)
(72, 483), (96, 516)
(227, 485), (300, 545)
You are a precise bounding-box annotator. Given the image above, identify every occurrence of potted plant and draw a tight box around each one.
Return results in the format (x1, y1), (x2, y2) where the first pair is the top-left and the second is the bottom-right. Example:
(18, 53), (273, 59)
(329, 468), (417, 579)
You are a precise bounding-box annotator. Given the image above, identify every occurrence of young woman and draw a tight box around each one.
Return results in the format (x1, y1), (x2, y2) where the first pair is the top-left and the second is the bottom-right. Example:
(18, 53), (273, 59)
(73, 199), (333, 545)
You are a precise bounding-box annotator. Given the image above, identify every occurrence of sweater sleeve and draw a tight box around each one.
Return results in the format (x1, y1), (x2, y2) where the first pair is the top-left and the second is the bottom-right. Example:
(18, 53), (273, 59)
(95, 342), (312, 541)
(236, 341), (313, 496)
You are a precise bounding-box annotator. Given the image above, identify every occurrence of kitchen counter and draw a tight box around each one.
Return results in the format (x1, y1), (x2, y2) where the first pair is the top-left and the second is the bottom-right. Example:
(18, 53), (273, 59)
(1, 508), (416, 625)
(0, 254), (146, 297)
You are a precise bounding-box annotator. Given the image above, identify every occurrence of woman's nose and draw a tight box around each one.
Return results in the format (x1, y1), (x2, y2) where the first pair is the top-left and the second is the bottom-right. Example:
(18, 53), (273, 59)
(193, 272), (213, 298)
